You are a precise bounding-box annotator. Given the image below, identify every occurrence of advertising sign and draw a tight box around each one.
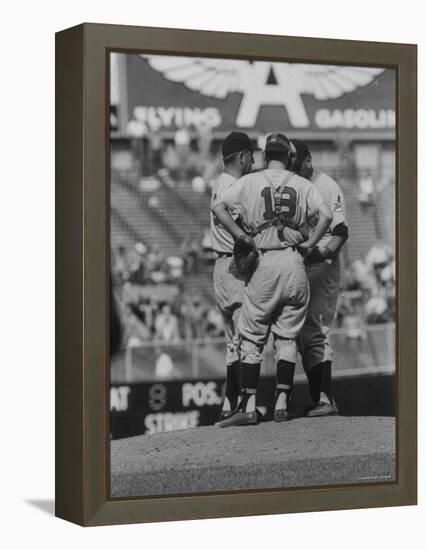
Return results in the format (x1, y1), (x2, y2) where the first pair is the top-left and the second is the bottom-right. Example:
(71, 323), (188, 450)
(110, 374), (394, 439)
(124, 55), (395, 137)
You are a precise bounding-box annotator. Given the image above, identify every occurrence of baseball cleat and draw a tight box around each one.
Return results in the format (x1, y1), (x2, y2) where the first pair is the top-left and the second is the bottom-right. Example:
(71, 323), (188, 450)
(255, 408), (265, 422)
(218, 409), (234, 422)
(306, 402), (339, 417)
(217, 410), (258, 428)
(304, 403), (317, 415)
(274, 409), (291, 422)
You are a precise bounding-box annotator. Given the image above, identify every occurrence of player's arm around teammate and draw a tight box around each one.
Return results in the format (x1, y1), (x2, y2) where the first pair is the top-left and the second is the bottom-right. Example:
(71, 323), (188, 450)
(291, 139), (349, 417)
(214, 134), (332, 427)
(297, 200), (333, 257)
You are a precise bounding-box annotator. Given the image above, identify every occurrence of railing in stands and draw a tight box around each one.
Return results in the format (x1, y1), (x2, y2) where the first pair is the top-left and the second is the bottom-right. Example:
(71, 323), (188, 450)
(111, 322), (395, 384)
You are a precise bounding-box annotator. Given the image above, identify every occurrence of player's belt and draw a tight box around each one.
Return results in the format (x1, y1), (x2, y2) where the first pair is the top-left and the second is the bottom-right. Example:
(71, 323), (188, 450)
(259, 246), (297, 254)
(215, 251), (233, 258)
(305, 255), (338, 265)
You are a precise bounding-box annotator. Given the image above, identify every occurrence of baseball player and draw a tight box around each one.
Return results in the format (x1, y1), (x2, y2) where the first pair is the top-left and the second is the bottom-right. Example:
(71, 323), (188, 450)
(290, 139), (349, 417)
(213, 133), (332, 427)
(210, 132), (260, 421)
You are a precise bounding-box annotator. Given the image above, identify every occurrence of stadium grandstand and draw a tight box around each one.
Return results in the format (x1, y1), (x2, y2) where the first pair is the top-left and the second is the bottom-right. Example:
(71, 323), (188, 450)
(109, 54), (396, 431)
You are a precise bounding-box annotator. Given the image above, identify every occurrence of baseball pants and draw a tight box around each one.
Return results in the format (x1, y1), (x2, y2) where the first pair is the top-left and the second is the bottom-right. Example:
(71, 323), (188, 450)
(237, 248), (309, 365)
(213, 255), (246, 365)
(299, 257), (341, 371)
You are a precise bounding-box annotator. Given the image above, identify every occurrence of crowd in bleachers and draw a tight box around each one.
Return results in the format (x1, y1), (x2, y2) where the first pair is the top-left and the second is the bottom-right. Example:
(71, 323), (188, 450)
(112, 234), (215, 287)
(112, 240), (225, 349)
(113, 237), (395, 350)
(117, 285), (225, 349)
(336, 241), (395, 343)
(112, 129), (396, 350)
(136, 124), (222, 192)
(113, 242), (176, 285)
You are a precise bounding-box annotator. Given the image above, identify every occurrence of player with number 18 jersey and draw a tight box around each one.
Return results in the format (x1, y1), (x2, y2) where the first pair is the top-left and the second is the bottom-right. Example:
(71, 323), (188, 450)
(214, 133), (332, 427)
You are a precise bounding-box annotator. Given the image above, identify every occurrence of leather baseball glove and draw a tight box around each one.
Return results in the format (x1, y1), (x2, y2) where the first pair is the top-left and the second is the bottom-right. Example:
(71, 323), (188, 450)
(304, 245), (332, 264)
(234, 234), (259, 276)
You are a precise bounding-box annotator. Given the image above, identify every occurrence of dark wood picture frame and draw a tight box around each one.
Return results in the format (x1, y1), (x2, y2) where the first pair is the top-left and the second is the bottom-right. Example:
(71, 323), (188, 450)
(55, 23), (417, 526)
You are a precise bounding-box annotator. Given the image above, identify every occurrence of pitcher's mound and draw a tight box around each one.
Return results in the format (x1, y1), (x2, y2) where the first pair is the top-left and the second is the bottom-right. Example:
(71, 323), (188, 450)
(111, 416), (395, 497)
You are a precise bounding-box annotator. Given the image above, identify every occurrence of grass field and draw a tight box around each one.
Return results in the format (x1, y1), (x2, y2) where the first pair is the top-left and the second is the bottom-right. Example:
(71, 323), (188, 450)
(111, 416), (395, 498)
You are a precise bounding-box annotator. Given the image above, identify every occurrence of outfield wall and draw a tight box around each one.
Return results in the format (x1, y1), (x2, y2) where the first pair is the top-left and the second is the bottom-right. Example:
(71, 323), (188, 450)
(110, 372), (395, 439)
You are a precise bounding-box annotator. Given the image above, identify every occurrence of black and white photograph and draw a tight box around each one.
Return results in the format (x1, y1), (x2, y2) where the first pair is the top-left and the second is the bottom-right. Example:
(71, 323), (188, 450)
(109, 52), (396, 498)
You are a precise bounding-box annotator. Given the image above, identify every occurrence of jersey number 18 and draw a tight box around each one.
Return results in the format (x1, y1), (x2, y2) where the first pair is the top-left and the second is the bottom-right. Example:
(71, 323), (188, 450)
(261, 186), (297, 221)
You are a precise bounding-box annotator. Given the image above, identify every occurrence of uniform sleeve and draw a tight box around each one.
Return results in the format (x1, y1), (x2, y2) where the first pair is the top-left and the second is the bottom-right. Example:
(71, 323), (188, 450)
(327, 181), (347, 231)
(216, 177), (246, 215)
(306, 184), (325, 221)
(209, 180), (218, 209)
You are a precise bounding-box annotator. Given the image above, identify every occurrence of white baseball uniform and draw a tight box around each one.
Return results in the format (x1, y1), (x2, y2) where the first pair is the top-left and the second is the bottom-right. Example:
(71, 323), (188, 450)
(210, 173), (246, 365)
(299, 169), (348, 371)
(220, 168), (326, 365)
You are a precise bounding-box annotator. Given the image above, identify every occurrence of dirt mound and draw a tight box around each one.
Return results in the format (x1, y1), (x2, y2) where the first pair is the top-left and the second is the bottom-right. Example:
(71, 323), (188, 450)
(111, 416), (395, 497)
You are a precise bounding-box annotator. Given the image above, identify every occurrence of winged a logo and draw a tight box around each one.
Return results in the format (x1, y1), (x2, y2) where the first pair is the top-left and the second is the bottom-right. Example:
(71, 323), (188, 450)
(143, 55), (384, 128)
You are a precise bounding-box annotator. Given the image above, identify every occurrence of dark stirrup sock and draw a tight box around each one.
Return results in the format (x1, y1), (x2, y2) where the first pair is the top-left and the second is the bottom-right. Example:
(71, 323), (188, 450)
(224, 361), (240, 410)
(240, 363), (260, 412)
(307, 366), (322, 404)
(318, 360), (334, 404)
(275, 360), (295, 411)
(276, 360), (295, 387)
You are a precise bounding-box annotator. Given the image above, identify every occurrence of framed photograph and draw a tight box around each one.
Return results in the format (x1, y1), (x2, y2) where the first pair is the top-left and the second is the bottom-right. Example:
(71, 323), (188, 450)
(55, 23), (417, 526)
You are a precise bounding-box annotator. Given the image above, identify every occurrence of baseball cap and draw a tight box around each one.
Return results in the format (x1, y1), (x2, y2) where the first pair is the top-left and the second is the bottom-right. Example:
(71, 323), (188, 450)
(221, 132), (261, 157)
(265, 133), (291, 154)
(290, 139), (310, 160)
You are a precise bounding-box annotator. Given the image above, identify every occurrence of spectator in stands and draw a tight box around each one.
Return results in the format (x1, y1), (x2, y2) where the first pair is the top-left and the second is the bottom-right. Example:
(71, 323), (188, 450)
(358, 170), (374, 207)
(195, 120), (213, 161)
(174, 126), (191, 148)
(174, 127), (192, 181)
(147, 195), (161, 209)
(147, 119), (163, 175)
(180, 297), (195, 341)
(163, 143), (180, 176)
(180, 237), (192, 275)
(365, 289), (388, 324)
(167, 255), (184, 280)
(120, 280), (139, 308)
(189, 295), (207, 339)
(379, 259), (395, 285)
(113, 244), (130, 284)
(366, 240), (394, 273)
(351, 257), (373, 290)
(179, 295), (207, 340)
(154, 347), (179, 379)
(127, 243), (148, 285)
(192, 176), (206, 193)
(180, 237), (202, 274)
(342, 308), (365, 352)
(154, 303), (180, 342)
(133, 298), (155, 337)
(190, 238), (202, 274)
(384, 279), (396, 320)
(123, 305), (151, 348)
(146, 245), (168, 283)
(342, 266), (361, 292)
(203, 155), (223, 195)
(335, 292), (352, 328)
